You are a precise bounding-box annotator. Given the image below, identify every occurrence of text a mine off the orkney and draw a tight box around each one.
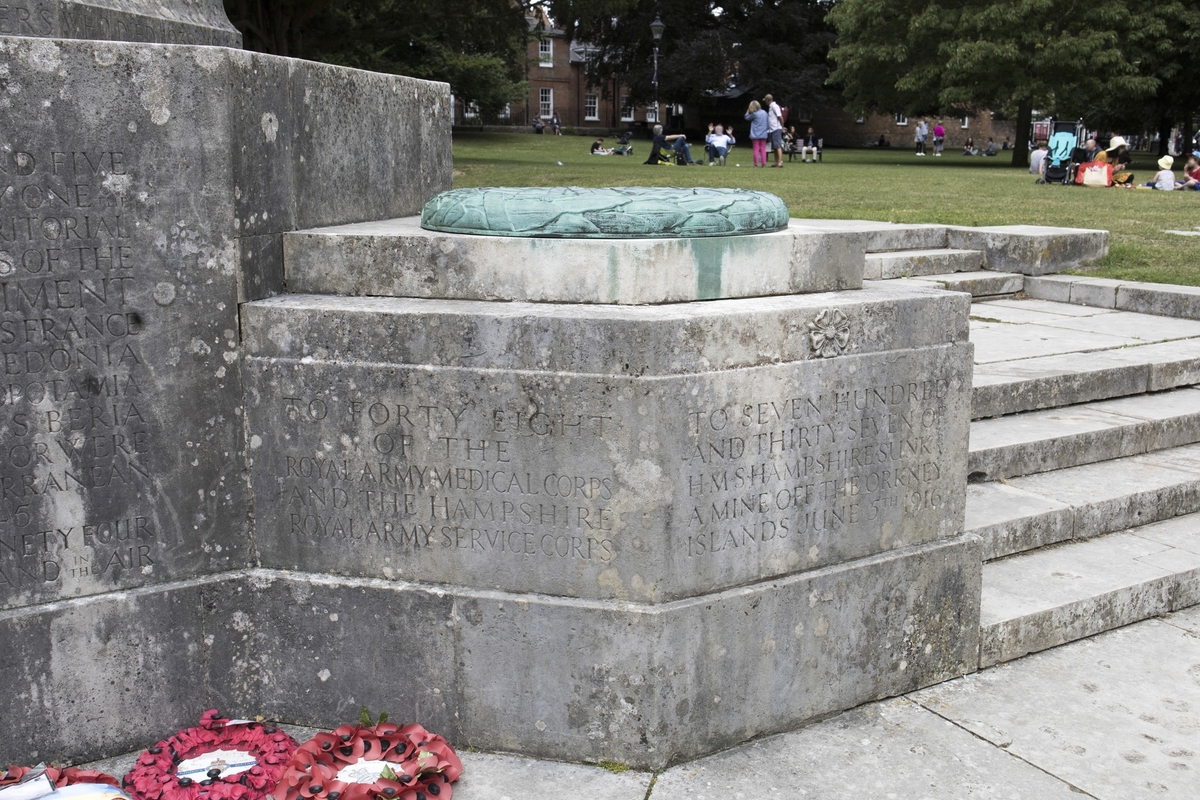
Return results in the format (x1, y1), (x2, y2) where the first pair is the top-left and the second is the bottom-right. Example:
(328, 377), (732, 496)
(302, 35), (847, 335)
(681, 370), (959, 571)
(0, 147), (153, 601)
(271, 391), (621, 578)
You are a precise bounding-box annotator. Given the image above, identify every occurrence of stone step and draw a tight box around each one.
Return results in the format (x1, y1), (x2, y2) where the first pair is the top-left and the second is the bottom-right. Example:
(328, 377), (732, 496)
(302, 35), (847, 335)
(966, 443), (1200, 561)
(979, 515), (1200, 667)
(897, 271), (1024, 299)
(969, 387), (1200, 481)
(865, 248), (986, 280)
(972, 337), (1200, 419)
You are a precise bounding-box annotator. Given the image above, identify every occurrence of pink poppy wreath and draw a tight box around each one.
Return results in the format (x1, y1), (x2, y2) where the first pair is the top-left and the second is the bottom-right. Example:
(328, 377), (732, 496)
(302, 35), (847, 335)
(124, 711), (297, 800)
(1, 766), (121, 790)
(278, 721), (462, 800)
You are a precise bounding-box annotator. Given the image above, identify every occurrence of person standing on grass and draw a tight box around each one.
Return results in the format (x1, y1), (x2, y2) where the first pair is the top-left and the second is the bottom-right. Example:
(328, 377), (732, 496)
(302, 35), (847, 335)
(764, 94), (785, 167)
(933, 120), (945, 156)
(915, 118), (928, 155)
(745, 100), (769, 167)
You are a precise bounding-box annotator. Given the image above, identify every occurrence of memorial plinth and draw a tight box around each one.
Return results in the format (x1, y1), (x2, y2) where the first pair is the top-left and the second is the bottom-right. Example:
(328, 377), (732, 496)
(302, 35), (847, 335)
(235, 188), (981, 767)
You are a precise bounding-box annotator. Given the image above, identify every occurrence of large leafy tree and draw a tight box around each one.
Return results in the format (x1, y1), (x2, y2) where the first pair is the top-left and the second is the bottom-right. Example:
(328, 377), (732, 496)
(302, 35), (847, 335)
(552, 0), (834, 114)
(828, 0), (1162, 167)
(225, 0), (531, 116)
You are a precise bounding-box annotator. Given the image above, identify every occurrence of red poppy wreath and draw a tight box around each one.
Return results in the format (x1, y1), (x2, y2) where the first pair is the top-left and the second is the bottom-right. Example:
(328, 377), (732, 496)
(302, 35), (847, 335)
(278, 718), (461, 800)
(1, 765), (124, 800)
(123, 711), (297, 800)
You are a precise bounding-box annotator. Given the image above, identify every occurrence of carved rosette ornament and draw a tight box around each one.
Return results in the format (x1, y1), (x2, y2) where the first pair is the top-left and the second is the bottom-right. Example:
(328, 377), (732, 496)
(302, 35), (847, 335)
(124, 711), (297, 800)
(807, 309), (851, 358)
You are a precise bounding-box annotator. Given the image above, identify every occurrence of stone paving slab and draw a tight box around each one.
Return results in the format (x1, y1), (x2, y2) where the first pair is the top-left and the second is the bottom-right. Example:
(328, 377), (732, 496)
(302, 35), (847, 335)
(968, 387), (1200, 480)
(972, 337), (1200, 418)
(902, 270), (1024, 298)
(964, 447), (1200, 559)
(913, 612), (1200, 799)
(978, 531), (1200, 665)
(652, 698), (1083, 799)
(1027, 274), (1200, 321)
(979, 297), (1115, 318)
(865, 248), (985, 279)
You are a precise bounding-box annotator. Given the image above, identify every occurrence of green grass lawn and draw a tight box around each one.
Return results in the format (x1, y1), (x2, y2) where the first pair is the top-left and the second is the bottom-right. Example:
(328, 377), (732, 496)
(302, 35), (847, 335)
(452, 132), (1200, 285)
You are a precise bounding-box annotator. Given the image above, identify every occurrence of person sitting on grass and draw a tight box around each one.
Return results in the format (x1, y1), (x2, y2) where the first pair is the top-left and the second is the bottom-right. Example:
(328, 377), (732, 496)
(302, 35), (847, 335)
(1097, 136), (1134, 185)
(962, 137), (978, 156)
(1144, 155), (1175, 190)
(645, 124), (697, 165)
(1029, 141), (1049, 176)
(705, 123), (735, 165)
(590, 138), (613, 155)
(983, 138), (997, 156)
(1177, 152), (1200, 190)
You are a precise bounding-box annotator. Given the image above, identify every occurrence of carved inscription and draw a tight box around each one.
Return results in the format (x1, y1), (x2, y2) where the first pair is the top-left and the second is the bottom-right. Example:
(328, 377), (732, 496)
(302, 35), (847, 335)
(0, 147), (155, 594)
(683, 378), (951, 558)
(275, 396), (619, 565)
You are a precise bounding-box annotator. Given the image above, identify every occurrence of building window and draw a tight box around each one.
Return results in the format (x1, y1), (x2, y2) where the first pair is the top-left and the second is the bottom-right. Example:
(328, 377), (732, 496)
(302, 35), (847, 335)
(498, 103), (511, 120)
(646, 105), (658, 123)
(538, 39), (553, 67)
(584, 94), (599, 121)
(794, 109), (812, 123)
(855, 112), (865, 124)
(895, 113), (908, 126)
(620, 95), (634, 122)
(463, 101), (479, 118)
(961, 115), (970, 129)
(539, 88), (553, 119)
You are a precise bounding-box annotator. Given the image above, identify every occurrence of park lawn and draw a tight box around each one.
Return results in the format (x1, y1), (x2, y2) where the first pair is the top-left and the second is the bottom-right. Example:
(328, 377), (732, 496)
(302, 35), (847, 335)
(452, 132), (1200, 286)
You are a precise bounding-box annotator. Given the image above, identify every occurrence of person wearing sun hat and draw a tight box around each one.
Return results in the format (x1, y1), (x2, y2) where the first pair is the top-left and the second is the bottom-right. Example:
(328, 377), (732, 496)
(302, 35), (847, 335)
(1096, 136), (1134, 185)
(1146, 155), (1176, 190)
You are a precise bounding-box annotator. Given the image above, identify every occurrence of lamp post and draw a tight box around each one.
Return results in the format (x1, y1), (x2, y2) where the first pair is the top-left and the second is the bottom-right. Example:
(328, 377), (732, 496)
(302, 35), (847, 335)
(650, 13), (665, 126)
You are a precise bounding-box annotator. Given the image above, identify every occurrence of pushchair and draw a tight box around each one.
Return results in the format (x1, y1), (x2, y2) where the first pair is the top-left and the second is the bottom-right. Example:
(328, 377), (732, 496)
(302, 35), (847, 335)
(613, 132), (633, 156)
(1039, 120), (1084, 184)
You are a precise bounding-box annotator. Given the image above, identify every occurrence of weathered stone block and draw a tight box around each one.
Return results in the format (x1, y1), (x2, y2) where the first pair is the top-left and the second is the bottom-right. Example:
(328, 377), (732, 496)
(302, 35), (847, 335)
(0, 0), (241, 47)
(0, 37), (450, 611)
(946, 225), (1108, 275)
(241, 283), (972, 602)
(0, 575), (221, 765)
(283, 218), (863, 304)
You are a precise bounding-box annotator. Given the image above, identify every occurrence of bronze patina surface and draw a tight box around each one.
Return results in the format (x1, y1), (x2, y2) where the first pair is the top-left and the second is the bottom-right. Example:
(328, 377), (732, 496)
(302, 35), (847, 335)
(419, 186), (790, 238)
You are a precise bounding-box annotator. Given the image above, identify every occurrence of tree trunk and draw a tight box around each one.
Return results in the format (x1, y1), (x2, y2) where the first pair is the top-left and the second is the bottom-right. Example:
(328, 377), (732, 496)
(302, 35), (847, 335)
(1158, 118), (1174, 156)
(1011, 99), (1032, 169)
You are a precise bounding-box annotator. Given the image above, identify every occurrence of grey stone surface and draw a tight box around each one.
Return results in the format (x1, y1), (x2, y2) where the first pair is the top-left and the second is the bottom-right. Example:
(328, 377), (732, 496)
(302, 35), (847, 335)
(978, 530), (1198, 666)
(241, 285), (972, 601)
(1027, 275), (1200, 321)
(452, 754), (651, 800)
(924, 270), (1023, 298)
(968, 387), (1200, 480)
(972, 337), (1200, 419)
(0, 37), (449, 611)
(915, 614), (1200, 798)
(284, 218), (864, 304)
(0, 574), (225, 765)
(965, 482), (1073, 560)
(788, 219), (949, 253)
(652, 698), (1085, 800)
(946, 224), (1108, 275)
(864, 248), (984, 280)
(0, 0), (240, 47)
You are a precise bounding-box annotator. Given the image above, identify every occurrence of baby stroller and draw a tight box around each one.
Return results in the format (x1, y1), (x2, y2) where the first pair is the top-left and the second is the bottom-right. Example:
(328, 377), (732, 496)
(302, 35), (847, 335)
(1039, 120), (1084, 185)
(613, 132), (633, 156)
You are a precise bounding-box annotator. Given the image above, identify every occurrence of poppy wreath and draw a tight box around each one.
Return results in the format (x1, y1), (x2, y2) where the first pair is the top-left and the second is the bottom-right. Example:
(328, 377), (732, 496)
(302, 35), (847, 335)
(1, 766), (121, 790)
(278, 722), (462, 800)
(123, 710), (297, 800)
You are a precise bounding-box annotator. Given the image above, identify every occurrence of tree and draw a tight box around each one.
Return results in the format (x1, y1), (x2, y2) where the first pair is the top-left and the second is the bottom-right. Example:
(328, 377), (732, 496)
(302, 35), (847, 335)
(555, 0), (833, 117)
(224, 0), (531, 116)
(828, 0), (1160, 167)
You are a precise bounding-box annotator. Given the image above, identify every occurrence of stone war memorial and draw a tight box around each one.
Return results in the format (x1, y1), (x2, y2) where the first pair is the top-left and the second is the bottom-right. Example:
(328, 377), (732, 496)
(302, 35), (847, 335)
(0, 0), (1115, 775)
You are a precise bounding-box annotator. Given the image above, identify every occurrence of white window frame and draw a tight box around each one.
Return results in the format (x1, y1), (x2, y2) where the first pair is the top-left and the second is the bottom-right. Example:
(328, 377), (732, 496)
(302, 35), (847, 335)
(498, 103), (510, 120)
(539, 88), (553, 119)
(646, 105), (659, 123)
(584, 93), (599, 121)
(463, 101), (479, 118)
(895, 113), (908, 126)
(619, 95), (634, 122)
(538, 39), (553, 67)
(855, 112), (865, 124)
(961, 115), (970, 128)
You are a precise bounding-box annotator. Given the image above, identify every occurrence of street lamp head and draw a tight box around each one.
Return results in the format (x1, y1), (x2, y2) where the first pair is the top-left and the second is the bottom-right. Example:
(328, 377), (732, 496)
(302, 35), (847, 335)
(650, 13), (665, 42)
